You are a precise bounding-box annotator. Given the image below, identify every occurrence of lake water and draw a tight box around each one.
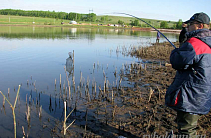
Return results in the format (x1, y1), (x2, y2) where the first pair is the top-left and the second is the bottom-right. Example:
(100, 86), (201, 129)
(0, 26), (179, 137)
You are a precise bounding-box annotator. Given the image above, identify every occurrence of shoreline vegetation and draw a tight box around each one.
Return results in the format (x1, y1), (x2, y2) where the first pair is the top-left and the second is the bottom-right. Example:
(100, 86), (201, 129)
(51, 42), (210, 137)
(0, 12), (182, 33)
(0, 9), (181, 29)
(0, 24), (181, 34)
(0, 29), (210, 137)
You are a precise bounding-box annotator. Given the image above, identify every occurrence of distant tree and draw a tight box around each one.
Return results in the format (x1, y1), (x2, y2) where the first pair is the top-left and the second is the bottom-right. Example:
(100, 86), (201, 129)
(130, 19), (139, 26)
(173, 23), (177, 29)
(68, 12), (76, 20)
(118, 20), (124, 25)
(100, 16), (108, 22)
(100, 17), (105, 22)
(89, 13), (96, 22)
(160, 21), (168, 28)
(105, 16), (108, 22)
(176, 19), (183, 29)
(0, 9), (89, 22)
(134, 20), (139, 26)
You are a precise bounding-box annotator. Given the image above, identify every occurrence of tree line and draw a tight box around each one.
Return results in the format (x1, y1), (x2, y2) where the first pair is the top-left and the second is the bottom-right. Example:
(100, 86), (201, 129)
(129, 19), (184, 29)
(0, 9), (96, 22)
(0, 9), (192, 29)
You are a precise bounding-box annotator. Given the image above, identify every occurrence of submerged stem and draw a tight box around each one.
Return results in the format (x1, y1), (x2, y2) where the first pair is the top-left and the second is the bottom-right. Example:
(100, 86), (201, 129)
(0, 85), (21, 138)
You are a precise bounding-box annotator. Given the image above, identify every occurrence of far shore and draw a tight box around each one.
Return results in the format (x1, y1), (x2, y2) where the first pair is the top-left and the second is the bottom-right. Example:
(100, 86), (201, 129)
(0, 23), (181, 34)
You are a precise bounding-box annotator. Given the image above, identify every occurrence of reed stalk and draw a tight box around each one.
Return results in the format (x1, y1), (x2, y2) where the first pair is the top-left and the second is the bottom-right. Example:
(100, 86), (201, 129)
(73, 50), (74, 65)
(22, 126), (26, 138)
(111, 90), (114, 104)
(156, 86), (161, 101)
(104, 76), (107, 96)
(33, 80), (36, 88)
(55, 78), (56, 88)
(39, 105), (42, 119)
(3, 96), (5, 107)
(0, 85), (21, 138)
(60, 74), (62, 88)
(26, 94), (27, 106)
(84, 108), (88, 136)
(94, 82), (96, 98)
(8, 88), (10, 96)
(112, 105), (117, 120)
(148, 87), (154, 102)
(26, 105), (31, 126)
(63, 101), (76, 136)
(68, 85), (71, 100)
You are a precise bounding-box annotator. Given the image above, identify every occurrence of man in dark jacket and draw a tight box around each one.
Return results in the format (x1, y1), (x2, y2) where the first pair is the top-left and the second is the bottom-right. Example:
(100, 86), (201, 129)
(165, 12), (211, 136)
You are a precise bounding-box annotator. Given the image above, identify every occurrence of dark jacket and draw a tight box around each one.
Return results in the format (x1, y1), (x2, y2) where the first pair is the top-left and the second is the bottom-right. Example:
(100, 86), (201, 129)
(179, 27), (188, 44)
(165, 29), (211, 114)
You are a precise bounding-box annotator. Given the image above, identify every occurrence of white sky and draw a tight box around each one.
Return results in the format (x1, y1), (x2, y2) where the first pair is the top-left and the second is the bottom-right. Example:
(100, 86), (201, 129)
(1, 0), (211, 22)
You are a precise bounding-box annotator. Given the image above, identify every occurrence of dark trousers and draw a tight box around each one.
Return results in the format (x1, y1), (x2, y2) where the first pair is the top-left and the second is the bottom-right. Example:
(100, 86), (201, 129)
(177, 111), (200, 137)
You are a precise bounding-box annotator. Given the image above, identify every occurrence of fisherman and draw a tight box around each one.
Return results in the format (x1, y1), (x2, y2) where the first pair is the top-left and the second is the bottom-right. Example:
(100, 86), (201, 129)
(156, 31), (160, 43)
(165, 12), (211, 137)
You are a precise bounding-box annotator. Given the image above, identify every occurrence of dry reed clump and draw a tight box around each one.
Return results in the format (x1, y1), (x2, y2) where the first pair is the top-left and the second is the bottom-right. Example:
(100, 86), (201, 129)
(47, 43), (211, 137)
(53, 43), (179, 137)
(130, 42), (179, 61)
(1, 44), (210, 137)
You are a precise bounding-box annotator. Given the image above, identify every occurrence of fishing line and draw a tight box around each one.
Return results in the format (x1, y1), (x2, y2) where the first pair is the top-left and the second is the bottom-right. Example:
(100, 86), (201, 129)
(99, 12), (176, 49)
(100, 13), (200, 73)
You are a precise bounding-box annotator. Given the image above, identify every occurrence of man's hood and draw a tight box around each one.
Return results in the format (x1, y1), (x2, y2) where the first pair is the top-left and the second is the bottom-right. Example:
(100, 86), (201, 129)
(186, 29), (211, 48)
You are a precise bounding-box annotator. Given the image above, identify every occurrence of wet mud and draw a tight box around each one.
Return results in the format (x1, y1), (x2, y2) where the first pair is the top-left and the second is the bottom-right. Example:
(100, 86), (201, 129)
(57, 42), (211, 138)
(1, 42), (210, 138)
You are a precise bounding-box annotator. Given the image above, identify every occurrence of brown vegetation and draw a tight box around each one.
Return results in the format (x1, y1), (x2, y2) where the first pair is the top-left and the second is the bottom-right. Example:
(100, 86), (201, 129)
(68, 42), (211, 137)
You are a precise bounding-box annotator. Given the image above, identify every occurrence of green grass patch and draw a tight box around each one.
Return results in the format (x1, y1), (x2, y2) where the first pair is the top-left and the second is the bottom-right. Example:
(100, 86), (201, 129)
(96, 15), (176, 28)
(0, 15), (70, 25)
(0, 15), (177, 29)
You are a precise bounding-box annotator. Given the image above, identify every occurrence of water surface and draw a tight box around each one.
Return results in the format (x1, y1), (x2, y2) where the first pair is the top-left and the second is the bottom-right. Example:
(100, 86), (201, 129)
(0, 26), (179, 137)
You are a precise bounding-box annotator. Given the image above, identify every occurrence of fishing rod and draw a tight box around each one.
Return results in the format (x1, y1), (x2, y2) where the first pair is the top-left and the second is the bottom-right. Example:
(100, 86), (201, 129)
(102, 12), (176, 49)
(106, 13), (200, 73)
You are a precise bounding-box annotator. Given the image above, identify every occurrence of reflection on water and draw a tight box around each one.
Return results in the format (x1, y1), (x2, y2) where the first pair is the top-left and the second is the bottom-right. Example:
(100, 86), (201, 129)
(66, 51), (74, 78)
(0, 26), (178, 42)
(0, 26), (179, 137)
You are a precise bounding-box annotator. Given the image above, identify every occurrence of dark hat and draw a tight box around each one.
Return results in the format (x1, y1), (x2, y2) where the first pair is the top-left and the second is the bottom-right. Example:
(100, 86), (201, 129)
(184, 12), (210, 25)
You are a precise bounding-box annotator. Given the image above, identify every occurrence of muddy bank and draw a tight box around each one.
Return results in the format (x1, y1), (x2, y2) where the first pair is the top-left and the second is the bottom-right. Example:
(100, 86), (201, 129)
(51, 42), (210, 137)
(3, 41), (209, 138)
(115, 42), (211, 137)
(151, 29), (181, 33)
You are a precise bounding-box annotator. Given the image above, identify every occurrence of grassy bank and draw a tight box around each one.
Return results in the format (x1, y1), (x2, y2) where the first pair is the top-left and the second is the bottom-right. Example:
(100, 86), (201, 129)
(0, 15), (70, 25)
(0, 15), (177, 28)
